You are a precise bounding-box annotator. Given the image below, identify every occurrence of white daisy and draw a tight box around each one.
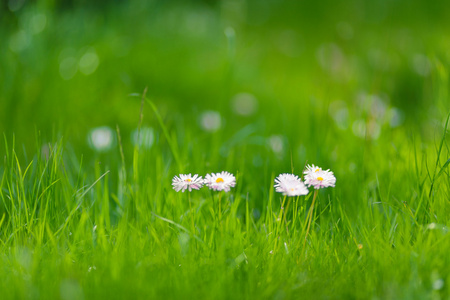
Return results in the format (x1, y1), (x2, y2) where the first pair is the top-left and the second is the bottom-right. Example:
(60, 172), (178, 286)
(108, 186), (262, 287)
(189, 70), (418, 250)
(274, 173), (309, 196)
(204, 171), (236, 192)
(304, 164), (322, 175)
(172, 174), (204, 192)
(303, 164), (336, 189)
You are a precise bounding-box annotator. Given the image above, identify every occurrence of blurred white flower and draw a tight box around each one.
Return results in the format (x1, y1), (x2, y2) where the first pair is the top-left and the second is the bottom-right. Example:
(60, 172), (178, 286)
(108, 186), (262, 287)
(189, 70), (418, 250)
(388, 107), (404, 128)
(132, 127), (154, 149)
(316, 43), (346, 76)
(40, 143), (58, 160)
(412, 54), (431, 77)
(329, 101), (349, 130)
(274, 173), (309, 197)
(79, 48), (99, 75)
(88, 126), (114, 152)
(204, 171), (236, 192)
(433, 279), (444, 290)
(427, 223), (437, 230)
(268, 135), (284, 154)
(8, 0), (26, 11)
(352, 119), (366, 138)
(41, 144), (50, 160)
(59, 57), (78, 80)
(231, 93), (258, 116)
(369, 94), (388, 119)
(304, 164), (336, 189)
(9, 30), (30, 52)
(200, 111), (221, 132)
(172, 174), (204, 192)
(367, 119), (381, 140)
(29, 13), (47, 34)
(356, 92), (388, 119)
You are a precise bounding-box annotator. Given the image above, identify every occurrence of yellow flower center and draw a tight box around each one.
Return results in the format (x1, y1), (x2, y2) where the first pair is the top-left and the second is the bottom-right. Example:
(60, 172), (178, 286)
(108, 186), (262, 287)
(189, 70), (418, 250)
(290, 188), (295, 191)
(185, 179), (192, 182)
(315, 169), (320, 172)
(216, 178), (224, 183)
(317, 177), (324, 181)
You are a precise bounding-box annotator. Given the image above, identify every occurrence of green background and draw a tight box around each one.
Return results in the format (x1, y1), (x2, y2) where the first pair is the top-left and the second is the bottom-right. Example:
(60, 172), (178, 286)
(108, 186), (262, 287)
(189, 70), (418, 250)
(1, 0), (450, 299)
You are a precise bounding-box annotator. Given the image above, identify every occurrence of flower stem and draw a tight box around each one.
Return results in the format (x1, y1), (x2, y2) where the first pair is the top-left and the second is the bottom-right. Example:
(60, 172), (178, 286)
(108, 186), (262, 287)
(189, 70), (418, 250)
(218, 192), (222, 222)
(302, 189), (318, 253)
(188, 193), (195, 236)
(293, 196), (299, 233)
(283, 198), (292, 237)
(274, 195), (287, 252)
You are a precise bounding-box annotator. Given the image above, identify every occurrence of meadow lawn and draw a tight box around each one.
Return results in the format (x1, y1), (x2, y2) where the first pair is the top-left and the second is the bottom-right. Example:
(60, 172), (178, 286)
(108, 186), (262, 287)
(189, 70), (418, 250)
(1, 1), (450, 299)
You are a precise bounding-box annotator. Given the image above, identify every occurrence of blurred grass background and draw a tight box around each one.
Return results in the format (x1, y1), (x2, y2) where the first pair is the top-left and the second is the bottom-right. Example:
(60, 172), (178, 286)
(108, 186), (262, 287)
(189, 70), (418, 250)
(2, 0), (449, 140)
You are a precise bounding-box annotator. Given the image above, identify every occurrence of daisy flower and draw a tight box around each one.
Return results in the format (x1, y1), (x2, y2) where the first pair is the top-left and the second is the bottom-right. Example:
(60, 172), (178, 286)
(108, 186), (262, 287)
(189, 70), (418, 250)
(304, 164), (322, 174)
(274, 173), (309, 196)
(204, 171), (236, 192)
(172, 174), (204, 192)
(303, 164), (336, 189)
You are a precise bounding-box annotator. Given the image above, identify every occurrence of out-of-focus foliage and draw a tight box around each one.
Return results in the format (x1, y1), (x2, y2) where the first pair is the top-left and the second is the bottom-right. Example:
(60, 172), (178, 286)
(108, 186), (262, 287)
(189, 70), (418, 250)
(1, 0), (449, 146)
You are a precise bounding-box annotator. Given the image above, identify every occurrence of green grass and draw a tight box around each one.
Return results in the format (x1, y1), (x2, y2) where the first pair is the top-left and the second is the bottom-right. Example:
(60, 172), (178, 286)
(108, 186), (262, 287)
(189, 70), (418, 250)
(1, 102), (450, 299)
(1, 1), (450, 299)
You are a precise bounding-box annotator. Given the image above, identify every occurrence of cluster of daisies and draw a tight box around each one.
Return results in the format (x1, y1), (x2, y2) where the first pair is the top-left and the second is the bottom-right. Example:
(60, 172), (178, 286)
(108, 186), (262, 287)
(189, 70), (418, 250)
(274, 164), (336, 197)
(172, 171), (236, 192)
(172, 164), (336, 195)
